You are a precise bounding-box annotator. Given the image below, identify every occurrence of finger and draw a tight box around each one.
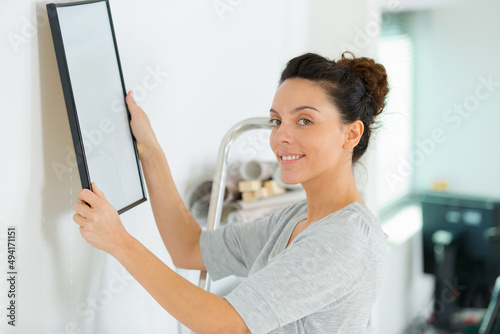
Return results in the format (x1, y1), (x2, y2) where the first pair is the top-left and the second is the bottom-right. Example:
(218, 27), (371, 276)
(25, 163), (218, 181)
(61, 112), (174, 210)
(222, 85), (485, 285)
(74, 202), (92, 218)
(126, 91), (140, 112)
(78, 225), (87, 239)
(76, 188), (99, 207)
(73, 213), (87, 227)
(91, 182), (106, 200)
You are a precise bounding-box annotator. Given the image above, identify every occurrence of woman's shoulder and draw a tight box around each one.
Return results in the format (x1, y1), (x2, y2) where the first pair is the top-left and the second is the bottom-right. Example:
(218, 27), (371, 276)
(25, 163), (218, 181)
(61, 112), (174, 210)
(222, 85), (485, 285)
(314, 202), (387, 245)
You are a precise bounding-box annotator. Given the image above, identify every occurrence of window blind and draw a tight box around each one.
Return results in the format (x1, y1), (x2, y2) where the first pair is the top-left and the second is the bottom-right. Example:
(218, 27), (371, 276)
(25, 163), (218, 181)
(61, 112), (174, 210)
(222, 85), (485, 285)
(375, 14), (414, 210)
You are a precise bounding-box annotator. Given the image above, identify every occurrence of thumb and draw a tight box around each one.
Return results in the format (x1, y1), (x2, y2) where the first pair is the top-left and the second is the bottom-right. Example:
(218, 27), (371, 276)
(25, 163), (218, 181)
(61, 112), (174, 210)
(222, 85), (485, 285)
(91, 182), (106, 200)
(126, 91), (140, 113)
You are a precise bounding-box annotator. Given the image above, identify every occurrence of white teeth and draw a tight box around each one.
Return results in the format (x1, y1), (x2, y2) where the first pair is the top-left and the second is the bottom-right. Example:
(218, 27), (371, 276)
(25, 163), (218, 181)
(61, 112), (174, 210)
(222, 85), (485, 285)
(282, 155), (302, 161)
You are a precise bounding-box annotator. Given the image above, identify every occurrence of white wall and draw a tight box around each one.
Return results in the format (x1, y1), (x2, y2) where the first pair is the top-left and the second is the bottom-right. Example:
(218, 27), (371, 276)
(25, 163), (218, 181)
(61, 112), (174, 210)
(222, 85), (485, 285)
(411, 0), (500, 199)
(0, 0), (381, 333)
(372, 1), (500, 333)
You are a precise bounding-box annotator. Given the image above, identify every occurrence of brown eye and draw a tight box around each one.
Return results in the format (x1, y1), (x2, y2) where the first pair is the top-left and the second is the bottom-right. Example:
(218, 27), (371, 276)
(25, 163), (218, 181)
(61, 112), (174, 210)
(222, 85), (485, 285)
(298, 118), (312, 125)
(269, 118), (281, 127)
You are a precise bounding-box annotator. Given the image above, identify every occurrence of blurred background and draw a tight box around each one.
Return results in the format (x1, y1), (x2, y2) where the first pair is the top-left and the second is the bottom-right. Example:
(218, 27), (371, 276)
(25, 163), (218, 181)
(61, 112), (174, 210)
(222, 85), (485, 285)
(1, 0), (499, 333)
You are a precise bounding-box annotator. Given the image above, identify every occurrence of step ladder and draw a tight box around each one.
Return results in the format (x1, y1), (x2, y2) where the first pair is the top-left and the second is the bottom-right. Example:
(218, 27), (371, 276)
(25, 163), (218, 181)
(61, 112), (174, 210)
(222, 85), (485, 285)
(197, 117), (273, 292)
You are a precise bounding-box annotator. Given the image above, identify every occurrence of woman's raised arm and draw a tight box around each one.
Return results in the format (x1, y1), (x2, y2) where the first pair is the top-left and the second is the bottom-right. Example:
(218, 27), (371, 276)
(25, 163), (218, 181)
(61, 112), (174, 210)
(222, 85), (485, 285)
(126, 91), (205, 270)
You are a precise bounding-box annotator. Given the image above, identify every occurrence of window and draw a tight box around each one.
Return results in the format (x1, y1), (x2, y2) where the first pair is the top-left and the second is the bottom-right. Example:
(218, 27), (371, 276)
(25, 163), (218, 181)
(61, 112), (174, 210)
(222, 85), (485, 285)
(375, 13), (415, 212)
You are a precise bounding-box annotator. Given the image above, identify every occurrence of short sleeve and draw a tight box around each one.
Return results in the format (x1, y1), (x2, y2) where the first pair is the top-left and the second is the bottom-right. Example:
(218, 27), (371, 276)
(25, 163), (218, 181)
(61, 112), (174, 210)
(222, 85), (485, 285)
(224, 216), (373, 334)
(199, 209), (284, 281)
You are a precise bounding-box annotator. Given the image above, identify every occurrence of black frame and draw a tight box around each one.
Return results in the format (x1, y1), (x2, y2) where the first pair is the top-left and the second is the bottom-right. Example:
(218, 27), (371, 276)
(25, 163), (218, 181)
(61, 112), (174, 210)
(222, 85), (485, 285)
(47, 0), (147, 214)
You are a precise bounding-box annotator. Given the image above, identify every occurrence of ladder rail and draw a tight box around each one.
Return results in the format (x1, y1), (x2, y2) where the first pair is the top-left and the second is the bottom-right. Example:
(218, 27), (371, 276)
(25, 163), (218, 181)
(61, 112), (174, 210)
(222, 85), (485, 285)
(198, 117), (273, 292)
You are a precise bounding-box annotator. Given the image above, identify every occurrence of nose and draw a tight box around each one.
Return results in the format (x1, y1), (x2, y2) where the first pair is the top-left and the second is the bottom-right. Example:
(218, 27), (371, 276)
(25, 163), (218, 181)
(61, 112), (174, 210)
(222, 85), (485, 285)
(271, 121), (294, 145)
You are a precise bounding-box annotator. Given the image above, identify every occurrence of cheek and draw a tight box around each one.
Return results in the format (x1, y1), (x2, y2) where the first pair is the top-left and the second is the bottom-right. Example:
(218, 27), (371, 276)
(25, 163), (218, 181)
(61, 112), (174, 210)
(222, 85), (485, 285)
(269, 129), (278, 152)
(311, 130), (344, 161)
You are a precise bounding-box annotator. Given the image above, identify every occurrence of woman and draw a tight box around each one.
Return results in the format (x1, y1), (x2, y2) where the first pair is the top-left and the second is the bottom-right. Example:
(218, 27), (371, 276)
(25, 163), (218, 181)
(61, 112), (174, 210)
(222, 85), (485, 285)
(73, 52), (389, 333)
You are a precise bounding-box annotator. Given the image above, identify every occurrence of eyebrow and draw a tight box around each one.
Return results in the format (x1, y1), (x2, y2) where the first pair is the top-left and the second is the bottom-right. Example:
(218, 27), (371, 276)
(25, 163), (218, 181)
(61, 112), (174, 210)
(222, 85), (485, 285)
(270, 106), (320, 115)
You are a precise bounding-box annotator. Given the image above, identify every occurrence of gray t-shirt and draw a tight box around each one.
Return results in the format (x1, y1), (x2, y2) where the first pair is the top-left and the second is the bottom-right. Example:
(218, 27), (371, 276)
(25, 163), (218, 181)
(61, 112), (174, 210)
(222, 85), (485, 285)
(199, 199), (387, 334)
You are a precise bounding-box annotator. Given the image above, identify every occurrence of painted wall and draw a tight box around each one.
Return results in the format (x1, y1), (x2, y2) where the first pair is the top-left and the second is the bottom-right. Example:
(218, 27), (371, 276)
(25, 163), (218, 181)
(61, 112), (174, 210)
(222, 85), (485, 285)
(1, 1), (299, 332)
(411, 0), (500, 199)
(373, 0), (500, 333)
(1, 0), (383, 333)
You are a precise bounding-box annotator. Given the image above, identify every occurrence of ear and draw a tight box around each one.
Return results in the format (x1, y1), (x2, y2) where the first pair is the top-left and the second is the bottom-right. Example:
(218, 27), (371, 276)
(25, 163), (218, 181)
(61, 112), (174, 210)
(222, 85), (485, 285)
(342, 120), (364, 150)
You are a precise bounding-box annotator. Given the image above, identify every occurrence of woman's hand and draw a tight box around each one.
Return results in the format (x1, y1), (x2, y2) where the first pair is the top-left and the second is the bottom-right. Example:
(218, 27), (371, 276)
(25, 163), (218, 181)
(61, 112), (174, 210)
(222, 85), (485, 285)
(73, 182), (131, 255)
(126, 91), (160, 160)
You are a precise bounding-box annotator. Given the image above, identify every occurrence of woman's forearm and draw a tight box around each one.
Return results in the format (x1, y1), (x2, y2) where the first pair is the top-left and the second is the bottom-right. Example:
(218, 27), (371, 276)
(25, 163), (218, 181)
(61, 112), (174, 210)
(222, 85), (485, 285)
(140, 145), (203, 269)
(112, 234), (249, 334)
(72, 180), (246, 332)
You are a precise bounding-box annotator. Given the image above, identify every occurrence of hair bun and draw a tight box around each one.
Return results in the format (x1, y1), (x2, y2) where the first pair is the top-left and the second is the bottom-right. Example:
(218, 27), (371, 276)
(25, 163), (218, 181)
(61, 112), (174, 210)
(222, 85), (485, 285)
(336, 51), (389, 117)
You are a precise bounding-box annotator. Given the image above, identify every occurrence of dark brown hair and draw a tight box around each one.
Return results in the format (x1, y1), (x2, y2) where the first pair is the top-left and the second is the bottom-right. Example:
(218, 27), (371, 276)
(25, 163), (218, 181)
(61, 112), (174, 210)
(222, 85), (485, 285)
(279, 51), (389, 165)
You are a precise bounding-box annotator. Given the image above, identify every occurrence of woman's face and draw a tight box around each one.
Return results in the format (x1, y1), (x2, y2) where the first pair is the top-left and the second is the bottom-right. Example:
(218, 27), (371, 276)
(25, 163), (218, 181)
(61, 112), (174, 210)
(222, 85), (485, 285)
(269, 78), (354, 186)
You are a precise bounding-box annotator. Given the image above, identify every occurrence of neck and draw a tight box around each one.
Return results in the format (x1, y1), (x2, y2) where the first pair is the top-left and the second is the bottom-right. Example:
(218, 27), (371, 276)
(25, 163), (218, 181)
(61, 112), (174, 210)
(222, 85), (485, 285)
(301, 163), (363, 225)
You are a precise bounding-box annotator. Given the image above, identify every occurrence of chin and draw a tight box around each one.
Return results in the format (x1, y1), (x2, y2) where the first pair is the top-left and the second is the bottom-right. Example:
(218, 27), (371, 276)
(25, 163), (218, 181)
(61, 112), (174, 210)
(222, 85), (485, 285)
(279, 173), (303, 185)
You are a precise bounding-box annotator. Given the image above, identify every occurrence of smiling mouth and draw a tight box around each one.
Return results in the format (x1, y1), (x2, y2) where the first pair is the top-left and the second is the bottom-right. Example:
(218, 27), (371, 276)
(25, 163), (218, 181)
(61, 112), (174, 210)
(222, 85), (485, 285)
(280, 154), (306, 163)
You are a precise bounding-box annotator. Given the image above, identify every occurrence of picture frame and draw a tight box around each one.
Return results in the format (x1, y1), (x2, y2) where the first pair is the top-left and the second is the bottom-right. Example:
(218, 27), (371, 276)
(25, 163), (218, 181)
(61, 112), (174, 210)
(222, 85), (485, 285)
(47, 0), (147, 214)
